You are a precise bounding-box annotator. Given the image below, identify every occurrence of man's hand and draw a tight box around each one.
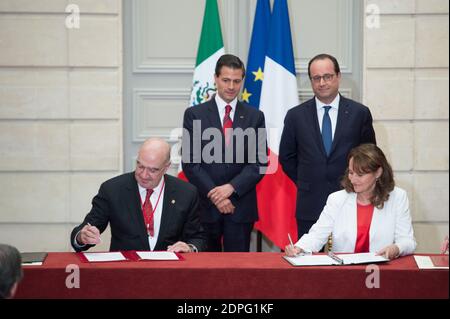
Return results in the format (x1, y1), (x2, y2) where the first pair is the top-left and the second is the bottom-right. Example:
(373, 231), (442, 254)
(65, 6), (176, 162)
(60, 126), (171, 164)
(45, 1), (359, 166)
(167, 241), (192, 253)
(216, 198), (235, 214)
(77, 223), (101, 245)
(208, 184), (235, 206)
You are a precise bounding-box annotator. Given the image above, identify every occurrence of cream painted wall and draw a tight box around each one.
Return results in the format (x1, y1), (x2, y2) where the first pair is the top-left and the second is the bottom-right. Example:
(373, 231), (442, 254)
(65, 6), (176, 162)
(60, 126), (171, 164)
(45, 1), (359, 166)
(364, 0), (449, 252)
(0, 0), (122, 252)
(0, 0), (448, 254)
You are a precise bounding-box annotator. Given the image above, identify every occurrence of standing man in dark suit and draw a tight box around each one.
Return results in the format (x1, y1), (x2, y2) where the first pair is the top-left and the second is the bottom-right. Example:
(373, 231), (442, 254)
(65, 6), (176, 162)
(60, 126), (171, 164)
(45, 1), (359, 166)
(279, 53), (376, 240)
(182, 54), (267, 252)
(71, 138), (207, 253)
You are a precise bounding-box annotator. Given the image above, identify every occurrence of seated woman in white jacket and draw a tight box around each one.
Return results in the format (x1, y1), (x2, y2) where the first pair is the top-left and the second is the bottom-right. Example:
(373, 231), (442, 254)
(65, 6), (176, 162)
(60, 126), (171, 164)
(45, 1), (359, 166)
(285, 143), (416, 260)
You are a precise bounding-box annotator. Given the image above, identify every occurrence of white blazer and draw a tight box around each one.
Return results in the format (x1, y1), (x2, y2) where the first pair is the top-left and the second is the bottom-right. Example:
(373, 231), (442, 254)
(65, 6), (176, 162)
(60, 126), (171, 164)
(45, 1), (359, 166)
(296, 186), (417, 256)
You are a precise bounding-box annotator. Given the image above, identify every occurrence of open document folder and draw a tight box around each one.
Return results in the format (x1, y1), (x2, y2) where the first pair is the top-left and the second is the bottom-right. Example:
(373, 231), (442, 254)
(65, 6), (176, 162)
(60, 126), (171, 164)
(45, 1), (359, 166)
(414, 255), (449, 269)
(78, 251), (182, 263)
(283, 252), (389, 266)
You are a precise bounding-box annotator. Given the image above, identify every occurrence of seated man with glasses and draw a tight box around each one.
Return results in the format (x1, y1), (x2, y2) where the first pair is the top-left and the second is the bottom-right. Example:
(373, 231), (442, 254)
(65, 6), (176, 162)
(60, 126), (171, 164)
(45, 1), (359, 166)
(280, 53), (376, 243)
(71, 138), (207, 253)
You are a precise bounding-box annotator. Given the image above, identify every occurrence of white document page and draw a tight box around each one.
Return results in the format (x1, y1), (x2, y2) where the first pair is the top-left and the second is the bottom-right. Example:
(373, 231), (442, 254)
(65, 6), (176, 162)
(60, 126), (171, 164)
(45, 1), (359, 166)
(284, 255), (339, 266)
(414, 255), (449, 269)
(82, 252), (127, 262)
(338, 252), (388, 264)
(136, 251), (179, 260)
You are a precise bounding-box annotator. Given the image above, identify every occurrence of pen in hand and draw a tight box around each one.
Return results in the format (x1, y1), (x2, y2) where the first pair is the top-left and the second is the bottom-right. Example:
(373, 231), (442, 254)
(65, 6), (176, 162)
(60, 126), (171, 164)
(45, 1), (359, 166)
(87, 222), (101, 243)
(287, 233), (299, 256)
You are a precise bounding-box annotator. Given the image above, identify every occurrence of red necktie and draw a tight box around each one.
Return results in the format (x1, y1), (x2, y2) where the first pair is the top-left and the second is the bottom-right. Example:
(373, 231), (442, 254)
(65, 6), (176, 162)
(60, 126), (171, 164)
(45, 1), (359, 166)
(223, 105), (233, 146)
(142, 189), (154, 237)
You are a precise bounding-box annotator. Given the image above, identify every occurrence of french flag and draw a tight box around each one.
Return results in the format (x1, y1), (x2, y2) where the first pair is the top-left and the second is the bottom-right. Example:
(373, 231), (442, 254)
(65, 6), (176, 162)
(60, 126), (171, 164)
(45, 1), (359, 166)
(254, 0), (299, 249)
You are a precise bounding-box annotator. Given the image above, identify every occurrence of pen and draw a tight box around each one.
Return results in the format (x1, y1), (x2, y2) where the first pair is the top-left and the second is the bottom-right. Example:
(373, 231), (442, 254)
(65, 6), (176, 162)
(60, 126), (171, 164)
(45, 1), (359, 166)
(288, 233), (299, 256)
(328, 252), (344, 265)
(288, 233), (295, 248)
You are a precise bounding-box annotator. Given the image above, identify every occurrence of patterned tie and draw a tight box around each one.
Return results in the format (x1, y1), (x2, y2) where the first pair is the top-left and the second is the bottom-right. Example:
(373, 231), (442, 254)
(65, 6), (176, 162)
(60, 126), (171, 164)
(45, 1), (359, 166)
(223, 104), (233, 147)
(142, 189), (154, 237)
(322, 106), (332, 156)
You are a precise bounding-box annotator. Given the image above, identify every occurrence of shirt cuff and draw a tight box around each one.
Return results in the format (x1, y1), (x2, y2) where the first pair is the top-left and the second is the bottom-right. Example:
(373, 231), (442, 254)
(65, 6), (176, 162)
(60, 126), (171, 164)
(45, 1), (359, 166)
(73, 230), (87, 249)
(187, 244), (198, 253)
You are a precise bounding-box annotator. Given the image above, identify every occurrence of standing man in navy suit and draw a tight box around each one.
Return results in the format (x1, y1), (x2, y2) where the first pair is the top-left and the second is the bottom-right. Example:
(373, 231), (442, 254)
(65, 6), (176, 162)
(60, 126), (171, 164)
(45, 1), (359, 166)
(279, 54), (376, 240)
(182, 54), (267, 252)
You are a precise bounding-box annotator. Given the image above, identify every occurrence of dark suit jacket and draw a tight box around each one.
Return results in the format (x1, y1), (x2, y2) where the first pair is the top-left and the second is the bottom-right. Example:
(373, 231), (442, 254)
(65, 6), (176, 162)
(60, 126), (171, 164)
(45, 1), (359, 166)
(279, 95), (376, 222)
(181, 98), (267, 223)
(70, 173), (207, 252)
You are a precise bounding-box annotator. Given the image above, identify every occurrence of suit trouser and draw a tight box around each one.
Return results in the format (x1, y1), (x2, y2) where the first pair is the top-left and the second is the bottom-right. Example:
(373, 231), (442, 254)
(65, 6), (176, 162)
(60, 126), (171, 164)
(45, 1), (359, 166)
(202, 215), (254, 252)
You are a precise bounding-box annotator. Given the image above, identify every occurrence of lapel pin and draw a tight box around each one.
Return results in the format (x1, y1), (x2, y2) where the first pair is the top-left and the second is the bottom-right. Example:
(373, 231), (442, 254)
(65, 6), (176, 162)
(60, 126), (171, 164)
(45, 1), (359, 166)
(240, 115), (244, 119)
(171, 199), (176, 204)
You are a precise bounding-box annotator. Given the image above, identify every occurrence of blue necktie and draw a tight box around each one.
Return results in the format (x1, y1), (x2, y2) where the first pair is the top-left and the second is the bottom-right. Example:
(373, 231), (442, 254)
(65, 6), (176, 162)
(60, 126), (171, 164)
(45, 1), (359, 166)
(322, 106), (332, 156)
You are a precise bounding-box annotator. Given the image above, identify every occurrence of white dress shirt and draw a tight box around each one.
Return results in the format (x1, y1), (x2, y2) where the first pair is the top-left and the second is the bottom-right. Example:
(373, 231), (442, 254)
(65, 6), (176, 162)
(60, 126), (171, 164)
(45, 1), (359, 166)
(215, 94), (237, 123)
(316, 94), (340, 140)
(138, 177), (165, 251)
(295, 186), (417, 256)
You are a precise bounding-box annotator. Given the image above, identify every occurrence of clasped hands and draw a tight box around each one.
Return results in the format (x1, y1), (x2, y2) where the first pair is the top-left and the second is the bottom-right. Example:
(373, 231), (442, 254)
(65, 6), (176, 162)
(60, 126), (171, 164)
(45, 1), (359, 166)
(208, 184), (235, 214)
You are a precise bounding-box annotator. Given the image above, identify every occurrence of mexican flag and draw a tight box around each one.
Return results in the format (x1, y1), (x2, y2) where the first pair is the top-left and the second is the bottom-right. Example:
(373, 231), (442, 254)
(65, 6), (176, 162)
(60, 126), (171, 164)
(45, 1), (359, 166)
(179, 0), (225, 181)
(189, 0), (225, 106)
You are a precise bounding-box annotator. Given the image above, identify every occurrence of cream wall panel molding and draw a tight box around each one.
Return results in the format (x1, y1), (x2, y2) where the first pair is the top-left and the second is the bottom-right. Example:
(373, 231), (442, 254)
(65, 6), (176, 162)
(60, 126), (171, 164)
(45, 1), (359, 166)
(413, 173), (449, 222)
(0, 15), (67, 66)
(290, 0), (353, 74)
(0, 173), (69, 223)
(365, 0), (415, 14)
(0, 0), (119, 14)
(70, 122), (120, 171)
(68, 16), (119, 67)
(365, 16), (415, 68)
(373, 122), (414, 171)
(132, 88), (190, 141)
(69, 172), (119, 223)
(416, 0), (449, 14)
(414, 69), (449, 120)
(132, 0), (238, 73)
(132, 0), (204, 73)
(0, 224), (72, 252)
(0, 122), (70, 171)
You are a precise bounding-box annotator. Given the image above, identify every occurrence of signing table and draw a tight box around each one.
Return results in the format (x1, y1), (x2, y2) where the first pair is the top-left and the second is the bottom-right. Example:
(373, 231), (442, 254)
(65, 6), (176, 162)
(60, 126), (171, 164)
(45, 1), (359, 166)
(16, 252), (448, 299)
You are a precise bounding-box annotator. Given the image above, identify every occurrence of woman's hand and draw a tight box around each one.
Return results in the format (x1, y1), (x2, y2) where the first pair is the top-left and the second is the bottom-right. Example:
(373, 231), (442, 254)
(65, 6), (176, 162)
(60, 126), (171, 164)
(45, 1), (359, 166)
(376, 244), (400, 260)
(285, 244), (303, 257)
